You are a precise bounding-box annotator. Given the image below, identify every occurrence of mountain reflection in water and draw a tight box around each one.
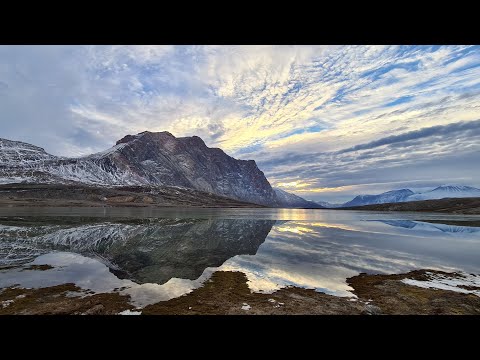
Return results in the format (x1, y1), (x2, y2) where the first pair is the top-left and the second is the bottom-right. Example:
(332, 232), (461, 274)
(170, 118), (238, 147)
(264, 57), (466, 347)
(0, 218), (275, 284)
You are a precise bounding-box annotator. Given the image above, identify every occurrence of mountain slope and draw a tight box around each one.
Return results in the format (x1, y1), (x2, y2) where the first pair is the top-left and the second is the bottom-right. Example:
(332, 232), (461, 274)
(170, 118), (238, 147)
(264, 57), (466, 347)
(0, 183), (265, 208)
(342, 189), (414, 207)
(0, 132), (277, 206)
(274, 188), (323, 208)
(407, 185), (480, 201)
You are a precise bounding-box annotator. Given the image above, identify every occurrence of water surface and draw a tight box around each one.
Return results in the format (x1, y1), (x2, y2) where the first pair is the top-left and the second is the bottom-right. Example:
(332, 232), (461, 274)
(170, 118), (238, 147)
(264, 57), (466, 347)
(0, 207), (479, 307)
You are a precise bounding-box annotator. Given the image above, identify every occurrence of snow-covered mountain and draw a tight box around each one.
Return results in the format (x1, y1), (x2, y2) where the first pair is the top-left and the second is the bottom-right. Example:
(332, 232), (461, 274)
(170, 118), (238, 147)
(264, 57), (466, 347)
(0, 138), (56, 165)
(0, 132), (278, 206)
(337, 185), (480, 207)
(342, 189), (415, 207)
(274, 188), (323, 208)
(0, 138), (60, 184)
(407, 185), (480, 201)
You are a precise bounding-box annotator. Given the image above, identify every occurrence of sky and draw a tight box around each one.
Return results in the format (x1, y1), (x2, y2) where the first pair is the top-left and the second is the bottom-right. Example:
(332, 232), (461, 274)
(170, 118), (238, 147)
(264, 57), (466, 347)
(1, 45), (479, 203)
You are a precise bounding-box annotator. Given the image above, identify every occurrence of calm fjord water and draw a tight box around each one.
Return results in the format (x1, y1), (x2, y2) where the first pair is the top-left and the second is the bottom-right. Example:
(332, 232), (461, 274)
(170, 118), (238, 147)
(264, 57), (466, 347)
(0, 208), (479, 307)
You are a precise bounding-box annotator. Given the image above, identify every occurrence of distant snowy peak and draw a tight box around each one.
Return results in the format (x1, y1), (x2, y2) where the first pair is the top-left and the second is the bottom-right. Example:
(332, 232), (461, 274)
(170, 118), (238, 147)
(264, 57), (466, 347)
(342, 189), (414, 207)
(408, 185), (480, 201)
(274, 188), (323, 208)
(340, 185), (480, 207)
(315, 201), (343, 208)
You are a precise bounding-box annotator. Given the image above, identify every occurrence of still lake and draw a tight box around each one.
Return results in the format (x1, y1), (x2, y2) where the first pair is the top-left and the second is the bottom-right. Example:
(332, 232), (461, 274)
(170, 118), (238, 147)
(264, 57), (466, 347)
(1, 207), (479, 307)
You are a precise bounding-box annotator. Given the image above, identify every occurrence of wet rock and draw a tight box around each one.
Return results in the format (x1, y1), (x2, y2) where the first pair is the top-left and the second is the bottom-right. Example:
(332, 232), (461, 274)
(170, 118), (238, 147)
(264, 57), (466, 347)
(363, 304), (382, 315)
(83, 304), (105, 315)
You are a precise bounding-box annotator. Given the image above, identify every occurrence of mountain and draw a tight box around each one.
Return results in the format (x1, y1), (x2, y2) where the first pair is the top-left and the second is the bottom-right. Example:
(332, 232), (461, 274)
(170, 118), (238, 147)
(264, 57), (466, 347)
(0, 138), (59, 184)
(336, 185), (480, 208)
(274, 188), (324, 208)
(315, 201), (343, 208)
(0, 138), (56, 165)
(407, 185), (480, 201)
(0, 132), (277, 206)
(342, 189), (415, 207)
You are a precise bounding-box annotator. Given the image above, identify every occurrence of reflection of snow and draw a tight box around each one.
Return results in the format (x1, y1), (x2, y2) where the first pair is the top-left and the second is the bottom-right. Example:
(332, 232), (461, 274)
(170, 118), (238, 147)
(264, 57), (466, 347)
(402, 272), (480, 297)
(241, 303), (251, 311)
(377, 220), (480, 234)
(118, 310), (142, 315)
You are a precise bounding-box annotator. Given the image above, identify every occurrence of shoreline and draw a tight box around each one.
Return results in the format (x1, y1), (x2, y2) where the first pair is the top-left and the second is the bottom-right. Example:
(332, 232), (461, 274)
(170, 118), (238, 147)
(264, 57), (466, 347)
(1, 269), (479, 315)
(333, 197), (480, 215)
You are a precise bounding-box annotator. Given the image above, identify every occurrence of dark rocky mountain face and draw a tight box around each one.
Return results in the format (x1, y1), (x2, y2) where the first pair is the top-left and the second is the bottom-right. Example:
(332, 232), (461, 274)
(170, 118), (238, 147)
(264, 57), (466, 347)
(102, 132), (277, 206)
(0, 132), (278, 206)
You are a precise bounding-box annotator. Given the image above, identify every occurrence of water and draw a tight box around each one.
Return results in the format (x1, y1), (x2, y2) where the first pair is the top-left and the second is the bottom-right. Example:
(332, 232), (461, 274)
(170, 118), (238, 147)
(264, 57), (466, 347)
(0, 207), (479, 307)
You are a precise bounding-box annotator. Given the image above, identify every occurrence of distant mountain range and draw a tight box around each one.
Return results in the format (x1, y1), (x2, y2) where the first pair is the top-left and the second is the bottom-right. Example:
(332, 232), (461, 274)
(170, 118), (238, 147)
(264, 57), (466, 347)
(1, 133), (479, 209)
(342, 189), (414, 207)
(317, 185), (480, 208)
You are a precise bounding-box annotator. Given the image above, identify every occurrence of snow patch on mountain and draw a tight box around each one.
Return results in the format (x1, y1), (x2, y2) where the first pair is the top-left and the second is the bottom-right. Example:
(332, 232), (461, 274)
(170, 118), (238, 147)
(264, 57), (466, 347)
(86, 142), (129, 160)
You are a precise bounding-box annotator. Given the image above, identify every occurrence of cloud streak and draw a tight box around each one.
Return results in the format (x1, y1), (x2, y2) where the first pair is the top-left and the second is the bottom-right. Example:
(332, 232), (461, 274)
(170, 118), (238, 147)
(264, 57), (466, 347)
(337, 119), (480, 154)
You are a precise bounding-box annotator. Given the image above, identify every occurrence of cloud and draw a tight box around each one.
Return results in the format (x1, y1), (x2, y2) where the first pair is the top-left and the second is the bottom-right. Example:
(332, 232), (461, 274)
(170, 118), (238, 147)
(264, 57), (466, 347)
(337, 119), (480, 154)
